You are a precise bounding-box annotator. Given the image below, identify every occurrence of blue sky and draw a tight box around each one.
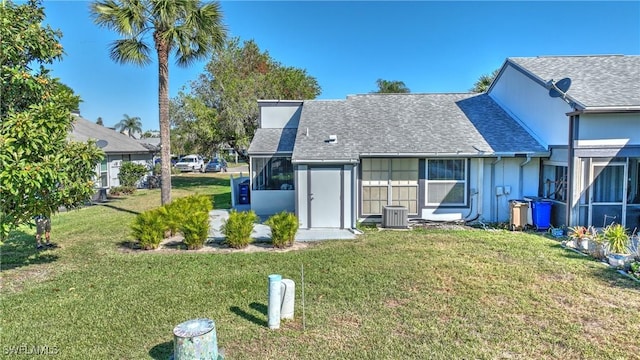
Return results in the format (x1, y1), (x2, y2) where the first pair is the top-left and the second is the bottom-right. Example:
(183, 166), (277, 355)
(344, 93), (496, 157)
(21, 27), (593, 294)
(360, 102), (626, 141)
(43, 1), (640, 131)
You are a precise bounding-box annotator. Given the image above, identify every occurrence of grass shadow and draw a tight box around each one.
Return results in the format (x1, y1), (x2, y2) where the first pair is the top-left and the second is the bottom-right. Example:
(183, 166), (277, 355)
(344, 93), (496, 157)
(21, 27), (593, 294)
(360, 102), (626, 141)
(117, 240), (142, 250)
(0, 230), (59, 271)
(98, 203), (141, 215)
(249, 302), (268, 316)
(172, 175), (229, 189)
(544, 237), (640, 289)
(148, 340), (173, 360)
(230, 305), (267, 327)
(589, 265), (640, 290)
(213, 192), (232, 210)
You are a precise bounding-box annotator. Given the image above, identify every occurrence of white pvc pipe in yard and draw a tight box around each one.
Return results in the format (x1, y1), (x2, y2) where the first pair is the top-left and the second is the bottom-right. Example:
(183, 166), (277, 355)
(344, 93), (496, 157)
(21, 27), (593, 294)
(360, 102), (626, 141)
(267, 274), (282, 329)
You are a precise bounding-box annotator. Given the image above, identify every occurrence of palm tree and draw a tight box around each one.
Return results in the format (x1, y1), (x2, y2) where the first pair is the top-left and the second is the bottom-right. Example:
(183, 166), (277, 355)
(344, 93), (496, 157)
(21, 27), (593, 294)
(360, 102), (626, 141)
(115, 114), (142, 138)
(470, 69), (499, 93)
(91, 0), (226, 205)
(372, 79), (410, 94)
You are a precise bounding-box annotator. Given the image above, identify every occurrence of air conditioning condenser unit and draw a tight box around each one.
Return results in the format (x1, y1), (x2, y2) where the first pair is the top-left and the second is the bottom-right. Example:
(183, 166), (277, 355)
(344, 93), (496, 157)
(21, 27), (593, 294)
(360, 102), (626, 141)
(382, 205), (408, 228)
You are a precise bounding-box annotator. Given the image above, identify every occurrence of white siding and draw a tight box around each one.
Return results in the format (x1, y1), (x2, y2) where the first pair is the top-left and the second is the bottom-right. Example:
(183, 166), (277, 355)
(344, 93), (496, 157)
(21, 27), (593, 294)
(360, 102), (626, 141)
(576, 113), (640, 146)
(421, 158), (482, 222)
(490, 64), (573, 147)
(481, 157), (540, 223)
(108, 155), (123, 187)
(343, 165), (353, 228)
(296, 165), (309, 228)
(251, 190), (295, 216)
(259, 104), (302, 128)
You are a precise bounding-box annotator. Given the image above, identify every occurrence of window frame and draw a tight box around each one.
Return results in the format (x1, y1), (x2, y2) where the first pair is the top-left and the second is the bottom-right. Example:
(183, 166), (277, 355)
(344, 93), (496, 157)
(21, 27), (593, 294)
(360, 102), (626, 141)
(542, 164), (568, 203)
(425, 159), (468, 207)
(251, 156), (295, 191)
(361, 158), (419, 216)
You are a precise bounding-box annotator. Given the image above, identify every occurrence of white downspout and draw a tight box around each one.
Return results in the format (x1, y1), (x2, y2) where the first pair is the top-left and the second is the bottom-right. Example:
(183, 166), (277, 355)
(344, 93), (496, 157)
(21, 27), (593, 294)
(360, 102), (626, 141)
(465, 158), (483, 222)
(519, 154), (532, 199)
(491, 156), (502, 222)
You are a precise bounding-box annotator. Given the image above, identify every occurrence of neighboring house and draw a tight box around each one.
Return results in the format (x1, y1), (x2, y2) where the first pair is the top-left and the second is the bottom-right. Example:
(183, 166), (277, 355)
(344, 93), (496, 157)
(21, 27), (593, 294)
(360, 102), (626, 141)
(69, 115), (154, 189)
(488, 55), (640, 231)
(247, 55), (640, 231)
(137, 137), (161, 161)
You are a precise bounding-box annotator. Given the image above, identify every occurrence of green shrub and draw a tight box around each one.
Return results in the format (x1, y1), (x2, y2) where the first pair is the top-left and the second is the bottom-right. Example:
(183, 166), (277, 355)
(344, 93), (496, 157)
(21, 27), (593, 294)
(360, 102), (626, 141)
(162, 198), (189, 236)
(131, 209), (165, 250)
(118, 162), (148, 187)
(221, 210), (258, 248)
(109, 185), (136, 196)
(603, 223), (630, 254)
(180, 211), (210, 250)
(266, 211), (299, 248)
(189, 194), (213, 213)
(159, 195), (213, 238)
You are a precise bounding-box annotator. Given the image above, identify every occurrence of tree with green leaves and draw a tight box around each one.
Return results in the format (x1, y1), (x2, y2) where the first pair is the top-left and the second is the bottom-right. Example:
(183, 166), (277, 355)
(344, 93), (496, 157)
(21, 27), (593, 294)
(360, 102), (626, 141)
(115, 114), (142, 138)
(91, 0), (226, 205)
(0, 0), (104, 242)
(174, 38), (321, 155)
(372, 79), (410, 94)
(170, 90), (221, 156)
(141, 130), (159, 138)
(470, 69), (499, 93)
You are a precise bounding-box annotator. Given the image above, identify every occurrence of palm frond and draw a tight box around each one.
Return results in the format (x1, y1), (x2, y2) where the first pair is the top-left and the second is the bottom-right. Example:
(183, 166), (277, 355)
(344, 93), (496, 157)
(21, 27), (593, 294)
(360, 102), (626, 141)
(173, 2), (226, 67)
(91, 0), (147, 36)
(110, 38), (152, 66)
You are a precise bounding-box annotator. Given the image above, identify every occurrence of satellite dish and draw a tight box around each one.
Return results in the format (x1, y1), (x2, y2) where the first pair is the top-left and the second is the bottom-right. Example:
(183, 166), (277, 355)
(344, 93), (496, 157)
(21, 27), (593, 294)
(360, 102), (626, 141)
(548, 77), (572, 98)
(96, 140), (108, 148)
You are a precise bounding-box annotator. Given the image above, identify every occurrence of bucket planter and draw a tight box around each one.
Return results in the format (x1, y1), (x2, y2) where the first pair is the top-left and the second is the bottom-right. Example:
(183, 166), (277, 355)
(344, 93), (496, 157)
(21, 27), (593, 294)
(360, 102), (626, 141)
(579, 238), (591, 251)
(568, 225), (593, 252)
(607, 253), (632, 268)
(602, 224), (631, 268)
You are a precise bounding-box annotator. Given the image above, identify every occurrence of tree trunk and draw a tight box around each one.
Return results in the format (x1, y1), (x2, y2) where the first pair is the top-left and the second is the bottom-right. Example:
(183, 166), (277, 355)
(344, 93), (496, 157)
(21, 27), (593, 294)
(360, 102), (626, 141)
(156, 34), (171, 205)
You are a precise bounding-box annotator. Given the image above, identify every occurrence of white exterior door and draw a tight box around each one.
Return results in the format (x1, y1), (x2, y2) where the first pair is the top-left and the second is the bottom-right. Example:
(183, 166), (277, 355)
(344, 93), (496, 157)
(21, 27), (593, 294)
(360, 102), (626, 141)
(309, 167), (342, 228)
(589, 162), (627, 227)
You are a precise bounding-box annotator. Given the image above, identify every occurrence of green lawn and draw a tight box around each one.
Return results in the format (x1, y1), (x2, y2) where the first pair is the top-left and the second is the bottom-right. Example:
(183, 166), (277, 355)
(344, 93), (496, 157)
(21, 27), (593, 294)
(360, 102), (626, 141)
(1, 174), (639, 359)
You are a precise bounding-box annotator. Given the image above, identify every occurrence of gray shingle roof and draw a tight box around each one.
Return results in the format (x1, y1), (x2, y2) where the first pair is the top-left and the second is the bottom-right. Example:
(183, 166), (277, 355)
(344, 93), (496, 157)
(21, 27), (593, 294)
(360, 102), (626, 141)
(69, 116), (152, 154)
(248, 128), (297, 155)
(507, 55), (640, 109)
(291, 93), (546, 162)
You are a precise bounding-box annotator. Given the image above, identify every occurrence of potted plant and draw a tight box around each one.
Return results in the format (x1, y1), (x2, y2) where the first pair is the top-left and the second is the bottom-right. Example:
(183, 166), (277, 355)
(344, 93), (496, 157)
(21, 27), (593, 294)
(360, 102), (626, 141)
(602, 223), (631, 267)
(568, 225), (591, 251)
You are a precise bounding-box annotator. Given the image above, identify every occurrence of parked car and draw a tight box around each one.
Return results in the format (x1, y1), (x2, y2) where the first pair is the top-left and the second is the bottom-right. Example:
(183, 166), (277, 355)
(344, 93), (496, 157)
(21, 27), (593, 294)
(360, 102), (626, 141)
(154, 156), (178, 166)
(175, 154), (205, 172)
(204, 158), (227, 173)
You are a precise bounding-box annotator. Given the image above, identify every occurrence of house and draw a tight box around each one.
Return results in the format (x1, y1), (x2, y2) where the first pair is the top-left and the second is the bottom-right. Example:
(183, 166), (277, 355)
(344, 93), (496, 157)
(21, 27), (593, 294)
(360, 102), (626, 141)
(488, 55), (640, 231)
(247, 55), (640, 231)
(69, 115), (154, 189)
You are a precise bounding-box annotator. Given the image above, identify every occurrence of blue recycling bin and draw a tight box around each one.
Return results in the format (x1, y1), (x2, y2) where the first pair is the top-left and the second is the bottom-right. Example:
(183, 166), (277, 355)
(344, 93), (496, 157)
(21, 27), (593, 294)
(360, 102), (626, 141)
(238, 182), (250, 205)
(531, 200), (552, 230)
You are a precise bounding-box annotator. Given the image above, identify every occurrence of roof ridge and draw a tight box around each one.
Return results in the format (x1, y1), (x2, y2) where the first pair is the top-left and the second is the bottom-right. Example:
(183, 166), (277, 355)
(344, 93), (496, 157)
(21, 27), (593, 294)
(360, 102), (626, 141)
(511, 54), (629, 59)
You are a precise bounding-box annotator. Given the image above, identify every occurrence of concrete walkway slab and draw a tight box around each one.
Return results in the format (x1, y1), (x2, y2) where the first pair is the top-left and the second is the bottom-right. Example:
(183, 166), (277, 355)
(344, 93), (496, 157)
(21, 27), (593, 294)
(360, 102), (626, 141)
(209, 209), (358, 242)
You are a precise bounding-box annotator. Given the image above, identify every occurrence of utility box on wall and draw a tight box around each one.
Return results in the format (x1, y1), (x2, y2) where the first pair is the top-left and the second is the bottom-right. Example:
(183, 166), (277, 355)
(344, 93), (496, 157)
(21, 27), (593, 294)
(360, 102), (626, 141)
(382, 205), (408, 228)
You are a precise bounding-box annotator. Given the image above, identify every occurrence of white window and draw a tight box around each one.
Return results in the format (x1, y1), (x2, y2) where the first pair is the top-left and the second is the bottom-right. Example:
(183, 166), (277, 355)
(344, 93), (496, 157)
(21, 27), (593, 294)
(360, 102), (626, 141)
(362, 158), (418, 215)
(426, 159), (467, 206)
